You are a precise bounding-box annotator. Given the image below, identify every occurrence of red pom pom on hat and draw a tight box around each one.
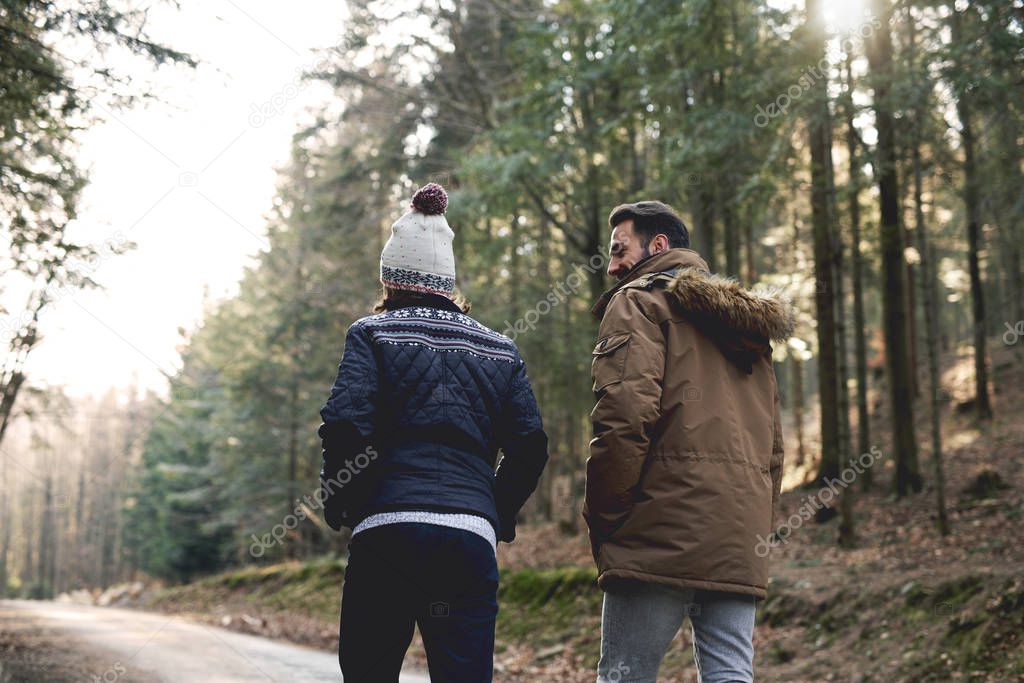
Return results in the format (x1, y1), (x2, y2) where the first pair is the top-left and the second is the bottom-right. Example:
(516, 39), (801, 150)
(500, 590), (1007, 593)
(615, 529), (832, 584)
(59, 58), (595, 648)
(411, 183), (448, 215)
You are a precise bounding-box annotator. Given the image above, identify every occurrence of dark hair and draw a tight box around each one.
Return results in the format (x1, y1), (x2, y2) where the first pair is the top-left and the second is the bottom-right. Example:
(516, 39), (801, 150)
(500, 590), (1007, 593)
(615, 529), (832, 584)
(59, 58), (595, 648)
(608, 200), (690, 249)
(372, 286), (471, 314)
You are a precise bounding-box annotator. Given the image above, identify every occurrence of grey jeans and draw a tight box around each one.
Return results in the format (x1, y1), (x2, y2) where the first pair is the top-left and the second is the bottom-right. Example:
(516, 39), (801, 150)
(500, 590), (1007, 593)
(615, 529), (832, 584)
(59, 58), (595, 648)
(596, 581), (756, 683)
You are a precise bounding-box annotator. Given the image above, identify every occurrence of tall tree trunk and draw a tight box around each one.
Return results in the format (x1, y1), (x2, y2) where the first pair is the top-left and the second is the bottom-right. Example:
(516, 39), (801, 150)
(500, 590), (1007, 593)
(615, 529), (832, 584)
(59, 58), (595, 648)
(538, 215), (553, 523)
(904, 219), (920, 401)
(76, 456), (86, 566)
(563, 275), (580, 534)
(952, 3), (993, 421)
(100, 481), (115, 589)
(285, 380), (299, 560)
(914, 141), (950, 536)
(907, 6), (949, 534)
(843, 53), (872, 490)
(806, 0), (841, 521)
(22, 486), (34, 588)
(628, 118), (646, 193)
(867, 0), (922, 496)
(790, 218), (807, 470)
(825, 49), (855, 545)
(722, 179), (740, 278)
(996, 112), (1023, 326)
(681, 73), (715, 271)
(987, 5), (1024, 327)
(39, 473), (55, 598)
(556, 213), (580, 532)
(579, 72), (607, 312)
(833, 160), (855, 547)
(697, 186), (717, 272)
(50, 481), (59, 596)
(792, 357), (806, 469)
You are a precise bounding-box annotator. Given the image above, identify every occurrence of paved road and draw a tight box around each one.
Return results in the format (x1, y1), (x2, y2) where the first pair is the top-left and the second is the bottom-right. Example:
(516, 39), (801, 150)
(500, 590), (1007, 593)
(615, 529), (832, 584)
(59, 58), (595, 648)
(0, 600), (430, 682)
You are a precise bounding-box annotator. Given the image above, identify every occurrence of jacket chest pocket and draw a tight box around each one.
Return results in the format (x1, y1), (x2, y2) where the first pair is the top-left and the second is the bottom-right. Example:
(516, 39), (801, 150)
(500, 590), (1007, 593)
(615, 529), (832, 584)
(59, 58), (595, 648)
(592, 332), (630, 392)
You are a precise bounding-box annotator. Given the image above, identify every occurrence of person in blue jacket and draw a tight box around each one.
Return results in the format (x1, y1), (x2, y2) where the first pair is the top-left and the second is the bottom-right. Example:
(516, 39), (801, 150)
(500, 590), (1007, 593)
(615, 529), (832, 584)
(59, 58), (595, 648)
(317, 182), (549, 683)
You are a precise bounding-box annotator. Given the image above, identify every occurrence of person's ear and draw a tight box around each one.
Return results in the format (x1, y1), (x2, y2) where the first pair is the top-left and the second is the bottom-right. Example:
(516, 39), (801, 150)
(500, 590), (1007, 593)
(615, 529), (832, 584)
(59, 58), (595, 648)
(653, 234), (669, 254)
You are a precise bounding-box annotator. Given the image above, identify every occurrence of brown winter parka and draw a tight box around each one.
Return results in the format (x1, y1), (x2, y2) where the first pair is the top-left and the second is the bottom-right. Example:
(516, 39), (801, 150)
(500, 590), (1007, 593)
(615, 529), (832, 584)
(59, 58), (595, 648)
(584, 248), (795, 599)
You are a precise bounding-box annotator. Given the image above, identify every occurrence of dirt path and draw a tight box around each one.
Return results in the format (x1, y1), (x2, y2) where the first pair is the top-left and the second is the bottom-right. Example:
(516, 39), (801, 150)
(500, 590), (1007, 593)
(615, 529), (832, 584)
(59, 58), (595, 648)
(0, 600), (430, 682)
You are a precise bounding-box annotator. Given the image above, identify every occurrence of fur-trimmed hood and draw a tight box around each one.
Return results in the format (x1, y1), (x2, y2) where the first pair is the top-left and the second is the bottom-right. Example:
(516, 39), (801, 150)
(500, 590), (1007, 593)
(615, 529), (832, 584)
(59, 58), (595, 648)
(592, 248), (795, 343)
(666, 268), (795, 343)
(591, 248), (795, 373)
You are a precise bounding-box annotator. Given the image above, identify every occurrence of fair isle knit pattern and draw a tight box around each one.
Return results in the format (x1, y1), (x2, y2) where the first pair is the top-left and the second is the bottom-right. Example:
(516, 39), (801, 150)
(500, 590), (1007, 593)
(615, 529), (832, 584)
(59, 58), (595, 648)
(363, 306), (517, 363)
(380, 264), (456, 296)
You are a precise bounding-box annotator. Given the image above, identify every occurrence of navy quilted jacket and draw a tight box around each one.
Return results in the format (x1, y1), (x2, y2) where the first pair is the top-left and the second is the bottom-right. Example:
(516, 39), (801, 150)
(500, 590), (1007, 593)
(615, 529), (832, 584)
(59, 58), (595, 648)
(318, 293), (548, 541)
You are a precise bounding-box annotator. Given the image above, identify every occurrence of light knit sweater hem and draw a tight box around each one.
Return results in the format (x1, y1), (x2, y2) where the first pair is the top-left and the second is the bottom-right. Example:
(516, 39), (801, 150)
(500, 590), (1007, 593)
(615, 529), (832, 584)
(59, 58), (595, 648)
(352, 511), (497, 555)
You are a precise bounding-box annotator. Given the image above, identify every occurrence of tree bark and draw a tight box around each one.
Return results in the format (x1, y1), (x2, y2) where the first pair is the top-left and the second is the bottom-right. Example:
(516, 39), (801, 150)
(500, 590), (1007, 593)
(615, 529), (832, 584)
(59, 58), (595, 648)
(696, 185), (717, 272)
(904, 5), (949, 534)
(843, 53), (872, 490)
(833, 153), (855, 547)
(722, 179), (740, 278)
(790, 217), (807, 470)
(867, 0), (922, 496)
(952, 3), (993, 421)
(914, 144), (951, 535)
(792, 357), (806, 469)
(39, 473), (55, 598)
(806, 0), (841, 521)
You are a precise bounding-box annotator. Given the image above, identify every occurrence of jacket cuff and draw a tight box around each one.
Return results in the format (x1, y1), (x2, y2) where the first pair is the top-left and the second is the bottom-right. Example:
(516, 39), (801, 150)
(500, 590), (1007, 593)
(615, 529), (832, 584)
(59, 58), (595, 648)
(497, 512), (517, 543)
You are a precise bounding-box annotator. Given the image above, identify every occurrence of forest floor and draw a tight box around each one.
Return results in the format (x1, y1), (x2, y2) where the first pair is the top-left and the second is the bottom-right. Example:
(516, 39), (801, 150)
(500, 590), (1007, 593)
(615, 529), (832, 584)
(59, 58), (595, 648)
(109, 340), (1023, 682)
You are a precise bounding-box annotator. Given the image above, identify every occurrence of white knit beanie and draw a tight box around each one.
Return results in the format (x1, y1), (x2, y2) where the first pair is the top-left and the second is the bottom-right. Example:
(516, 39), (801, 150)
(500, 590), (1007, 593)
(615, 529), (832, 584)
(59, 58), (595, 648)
(379, 183), (456, 296)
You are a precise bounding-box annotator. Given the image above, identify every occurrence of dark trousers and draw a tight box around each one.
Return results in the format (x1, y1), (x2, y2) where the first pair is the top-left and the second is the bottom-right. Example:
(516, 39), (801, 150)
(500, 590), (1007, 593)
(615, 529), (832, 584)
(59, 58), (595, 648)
(339, 522), (499, 682)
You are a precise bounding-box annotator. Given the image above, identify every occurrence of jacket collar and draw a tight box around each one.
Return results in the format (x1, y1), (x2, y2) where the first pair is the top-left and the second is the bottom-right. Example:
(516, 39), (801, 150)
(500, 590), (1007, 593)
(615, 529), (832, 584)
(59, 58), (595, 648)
(389, 291), (463, 313)
(591, 248), (709, 320)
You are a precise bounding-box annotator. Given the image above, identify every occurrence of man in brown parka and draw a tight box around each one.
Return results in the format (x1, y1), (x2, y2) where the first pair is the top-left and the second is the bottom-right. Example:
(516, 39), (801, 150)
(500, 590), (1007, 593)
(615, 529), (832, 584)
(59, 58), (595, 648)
(585, 201), (794, 683)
